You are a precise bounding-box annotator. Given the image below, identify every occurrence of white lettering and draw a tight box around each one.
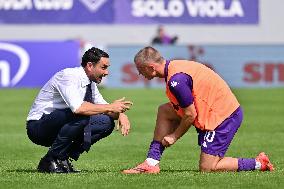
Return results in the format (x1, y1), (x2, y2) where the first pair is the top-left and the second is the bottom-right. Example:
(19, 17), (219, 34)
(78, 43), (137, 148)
(0, 61), (10, 87)
(186, 0), (244, 18)
(0, 0), (32, 10)
(0, 43), (30, 87)
(186, 0), (198, 17)
(131, 0), (184, 18)
(0, 0), (73, 10)
(219, 0), (231, 17)
(158, 0), (170, 17)
(0, 0), (245, 16)
(34, 0), (73, 10)
(132, 0), (144, 17)
(201, 0), (218, 17)
(230, 0), (244, 17)
(145, 0), (158, 17)
(168, 0), (184, 17)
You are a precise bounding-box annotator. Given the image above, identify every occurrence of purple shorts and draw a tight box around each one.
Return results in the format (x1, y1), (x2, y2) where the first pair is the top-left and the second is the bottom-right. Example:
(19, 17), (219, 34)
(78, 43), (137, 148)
(196, 106), (243, 157)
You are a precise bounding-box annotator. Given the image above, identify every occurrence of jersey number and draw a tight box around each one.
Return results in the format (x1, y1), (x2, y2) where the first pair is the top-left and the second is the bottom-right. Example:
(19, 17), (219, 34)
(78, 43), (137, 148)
(202, 131), (215, 148)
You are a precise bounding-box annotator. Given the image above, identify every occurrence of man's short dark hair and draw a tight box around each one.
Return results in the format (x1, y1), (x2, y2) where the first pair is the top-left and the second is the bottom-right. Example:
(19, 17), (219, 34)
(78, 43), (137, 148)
(81, 47), (109, 67)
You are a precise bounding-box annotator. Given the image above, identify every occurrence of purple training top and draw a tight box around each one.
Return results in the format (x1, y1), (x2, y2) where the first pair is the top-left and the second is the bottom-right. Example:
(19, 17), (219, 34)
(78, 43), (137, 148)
(165, 60), (194, 108)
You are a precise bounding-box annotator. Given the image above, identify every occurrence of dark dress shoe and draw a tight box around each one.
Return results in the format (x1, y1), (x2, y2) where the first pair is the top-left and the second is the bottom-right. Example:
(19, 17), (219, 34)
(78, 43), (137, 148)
(37, 157), (66, 173)
(60, 159), (81, 173)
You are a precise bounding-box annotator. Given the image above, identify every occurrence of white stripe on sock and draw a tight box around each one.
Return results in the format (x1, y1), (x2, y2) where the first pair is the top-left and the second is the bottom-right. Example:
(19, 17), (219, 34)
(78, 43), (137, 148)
(255, 160), (261, 170)
(146, 158), (159, 166)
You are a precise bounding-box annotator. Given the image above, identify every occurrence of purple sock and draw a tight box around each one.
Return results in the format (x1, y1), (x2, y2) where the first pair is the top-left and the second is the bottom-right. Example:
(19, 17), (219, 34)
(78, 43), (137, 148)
(238, 158), (256, 171)
(147, 140), (165, 161)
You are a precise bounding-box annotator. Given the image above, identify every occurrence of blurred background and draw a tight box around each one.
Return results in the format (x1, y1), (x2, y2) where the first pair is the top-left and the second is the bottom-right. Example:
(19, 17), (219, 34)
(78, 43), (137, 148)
(0, 0), (283, 89)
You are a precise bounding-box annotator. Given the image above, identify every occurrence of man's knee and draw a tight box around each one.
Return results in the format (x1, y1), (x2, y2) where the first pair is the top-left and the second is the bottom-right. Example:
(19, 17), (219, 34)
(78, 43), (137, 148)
(199, 153), (220, 172)
(90, 114), (115, 133)
(157, 103), (176, 118)
(89, 114), (115, 144)
(157, 103), (180, 122)
(102, 115), (115, 135)
(158, 103), (171, 114)
(199, 162), (217, 172)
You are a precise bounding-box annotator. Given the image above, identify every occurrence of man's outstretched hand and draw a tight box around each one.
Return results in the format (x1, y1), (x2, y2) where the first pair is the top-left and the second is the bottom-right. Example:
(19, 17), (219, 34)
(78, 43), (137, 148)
(111, 97), (133, 113)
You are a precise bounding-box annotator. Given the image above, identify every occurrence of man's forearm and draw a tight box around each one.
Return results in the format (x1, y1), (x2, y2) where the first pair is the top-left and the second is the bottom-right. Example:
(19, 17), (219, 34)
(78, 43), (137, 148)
(74, 102), (112, 115)
(173, 115), (194, 140)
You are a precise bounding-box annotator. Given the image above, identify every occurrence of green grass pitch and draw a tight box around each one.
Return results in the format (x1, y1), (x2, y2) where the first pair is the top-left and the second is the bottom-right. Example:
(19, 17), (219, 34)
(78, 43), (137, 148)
(0, 88), (283, 188)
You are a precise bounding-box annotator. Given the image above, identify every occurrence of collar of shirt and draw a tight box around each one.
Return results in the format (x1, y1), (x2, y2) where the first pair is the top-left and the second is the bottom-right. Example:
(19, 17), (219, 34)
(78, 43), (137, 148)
(164, 60), (171, 83)
(79, 66), (91, 87)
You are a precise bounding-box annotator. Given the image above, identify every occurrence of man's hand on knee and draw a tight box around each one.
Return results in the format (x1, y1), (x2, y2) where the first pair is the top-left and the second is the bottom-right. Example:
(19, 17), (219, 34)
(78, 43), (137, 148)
(162, 134), (177, 147)
(117, 113), (131, 136)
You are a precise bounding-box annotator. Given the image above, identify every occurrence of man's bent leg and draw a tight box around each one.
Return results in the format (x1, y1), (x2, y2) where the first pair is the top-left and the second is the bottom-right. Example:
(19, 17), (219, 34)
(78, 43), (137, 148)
(43, 116), (90, 173)
(49, 114), (114, 173)
(153, 103), (181, 141)
(67, 114), (115, 161)
(27, 109), (82, 173)
(147, 103), (180, 165)
(199, 151), (274, 172)
(198, 107), (274, 172)
(199, 152), (239, 172)
(90, 114), (115, 144)
(122, 103), (180, 174)
(47, 117), (89, 161)
(59, 114), (115, 173)
(26, 109), (75, 147)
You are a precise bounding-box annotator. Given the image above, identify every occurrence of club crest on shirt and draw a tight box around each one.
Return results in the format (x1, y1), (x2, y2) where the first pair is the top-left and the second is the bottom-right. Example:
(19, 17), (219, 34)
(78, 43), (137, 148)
(170, 81), (178, 87)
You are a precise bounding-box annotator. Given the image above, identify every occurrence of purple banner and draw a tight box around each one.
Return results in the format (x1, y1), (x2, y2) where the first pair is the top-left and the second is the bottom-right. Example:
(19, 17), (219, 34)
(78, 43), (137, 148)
(0, 0), (258, 24)
(115, 0), (259, 24)
(0, 41), (80, 88)
(0, 0), (114, 24)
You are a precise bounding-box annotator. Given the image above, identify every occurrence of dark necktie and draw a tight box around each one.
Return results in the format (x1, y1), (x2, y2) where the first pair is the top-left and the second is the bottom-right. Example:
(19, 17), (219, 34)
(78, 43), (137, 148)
(83, 83), (93, 152)
(84, 83), (93, 103)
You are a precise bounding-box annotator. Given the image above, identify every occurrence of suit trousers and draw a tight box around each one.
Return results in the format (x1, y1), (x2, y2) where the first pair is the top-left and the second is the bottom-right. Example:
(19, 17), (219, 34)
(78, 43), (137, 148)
(26, 108), (115, 160)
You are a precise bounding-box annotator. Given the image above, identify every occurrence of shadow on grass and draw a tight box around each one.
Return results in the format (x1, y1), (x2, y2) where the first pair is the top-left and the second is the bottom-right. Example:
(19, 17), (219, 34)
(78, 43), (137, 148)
(6, 168), (116, 174)
(6, 168), (200, 174)
(162, 169), (199, 173)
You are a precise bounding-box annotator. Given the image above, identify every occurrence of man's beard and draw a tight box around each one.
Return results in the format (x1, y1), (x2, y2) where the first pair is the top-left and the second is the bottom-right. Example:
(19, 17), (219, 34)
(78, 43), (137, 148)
(93, 76), (103, 83)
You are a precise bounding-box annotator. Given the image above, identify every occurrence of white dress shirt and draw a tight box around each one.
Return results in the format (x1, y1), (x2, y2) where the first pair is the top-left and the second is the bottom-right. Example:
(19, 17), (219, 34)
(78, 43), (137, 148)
(27, 66), (108, 121)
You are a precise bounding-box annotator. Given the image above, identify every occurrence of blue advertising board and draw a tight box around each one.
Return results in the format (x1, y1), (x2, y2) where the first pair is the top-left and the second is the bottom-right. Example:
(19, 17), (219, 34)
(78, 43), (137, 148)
(0, 0), (114, 24)
(107, 45), (284, 88)
(0, 0), (258, 24)
(114, 0), (259, 24)
(2, 43), (283, 88)
(0, 41), (80, 87)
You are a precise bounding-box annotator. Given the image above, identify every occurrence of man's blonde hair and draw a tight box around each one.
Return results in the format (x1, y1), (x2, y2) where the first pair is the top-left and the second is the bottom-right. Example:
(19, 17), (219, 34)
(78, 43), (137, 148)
(134, 46), (164, 65)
